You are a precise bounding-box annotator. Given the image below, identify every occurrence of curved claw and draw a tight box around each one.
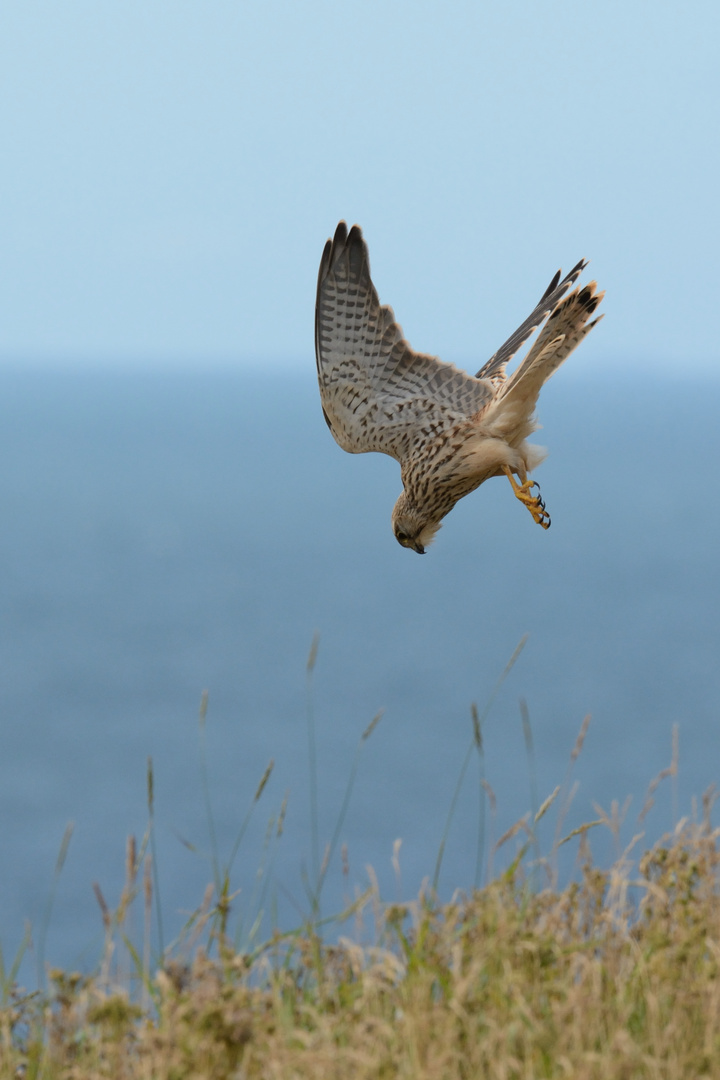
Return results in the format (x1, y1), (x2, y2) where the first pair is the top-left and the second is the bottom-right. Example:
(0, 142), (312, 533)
(536, 506), (551, 530)
(502, 466), (552, 530)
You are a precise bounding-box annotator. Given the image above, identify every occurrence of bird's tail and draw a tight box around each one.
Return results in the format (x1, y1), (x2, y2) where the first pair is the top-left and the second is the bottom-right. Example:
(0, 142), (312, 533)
(483, 281), (604, 440)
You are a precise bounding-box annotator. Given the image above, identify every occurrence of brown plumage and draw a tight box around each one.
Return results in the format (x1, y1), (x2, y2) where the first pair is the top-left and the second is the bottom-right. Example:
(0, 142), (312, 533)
(315, 222), (603, 553)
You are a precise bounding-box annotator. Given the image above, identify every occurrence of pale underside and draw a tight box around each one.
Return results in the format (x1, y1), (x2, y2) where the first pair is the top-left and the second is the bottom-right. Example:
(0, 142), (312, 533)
(314, 221), (604, 551)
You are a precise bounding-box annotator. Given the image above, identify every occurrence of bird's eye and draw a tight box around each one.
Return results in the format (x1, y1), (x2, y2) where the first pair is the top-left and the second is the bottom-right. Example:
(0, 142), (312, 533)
(395, 531), (410, 545)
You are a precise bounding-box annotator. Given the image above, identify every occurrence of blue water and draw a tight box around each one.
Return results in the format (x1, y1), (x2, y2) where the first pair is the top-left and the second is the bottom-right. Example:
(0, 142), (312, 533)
(0, 365), (719, 976)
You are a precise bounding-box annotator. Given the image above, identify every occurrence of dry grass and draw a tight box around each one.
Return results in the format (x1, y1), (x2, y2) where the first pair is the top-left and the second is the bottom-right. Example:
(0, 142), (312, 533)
(0, 653), (710, 1077)
(3, 806), (720, 1079)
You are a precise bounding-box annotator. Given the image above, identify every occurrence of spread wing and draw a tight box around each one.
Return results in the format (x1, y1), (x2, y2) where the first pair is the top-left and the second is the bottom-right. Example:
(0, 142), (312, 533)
(315, 222), (494, 463)
(476, 258), (588, 384)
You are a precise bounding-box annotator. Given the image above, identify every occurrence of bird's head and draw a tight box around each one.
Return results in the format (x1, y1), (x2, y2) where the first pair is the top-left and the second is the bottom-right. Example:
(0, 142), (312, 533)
(391, 493), (442, 554)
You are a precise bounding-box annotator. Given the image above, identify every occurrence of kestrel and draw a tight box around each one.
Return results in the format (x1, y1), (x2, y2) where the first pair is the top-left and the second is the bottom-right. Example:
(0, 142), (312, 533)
(315, 222), (603, 553)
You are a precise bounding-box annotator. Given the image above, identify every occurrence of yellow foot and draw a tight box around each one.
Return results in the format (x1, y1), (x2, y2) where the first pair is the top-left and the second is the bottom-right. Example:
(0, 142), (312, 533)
(502, 466), (551, 530)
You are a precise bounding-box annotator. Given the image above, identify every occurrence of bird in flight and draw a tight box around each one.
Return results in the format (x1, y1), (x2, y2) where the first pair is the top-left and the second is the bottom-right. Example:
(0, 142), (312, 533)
(315, 222), (603, 553)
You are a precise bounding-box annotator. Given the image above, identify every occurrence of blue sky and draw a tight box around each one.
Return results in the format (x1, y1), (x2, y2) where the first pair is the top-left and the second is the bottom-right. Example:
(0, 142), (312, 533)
(0, 1), (717, 370)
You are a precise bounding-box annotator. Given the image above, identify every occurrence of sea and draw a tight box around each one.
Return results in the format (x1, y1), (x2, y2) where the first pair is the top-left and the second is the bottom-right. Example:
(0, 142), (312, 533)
(0, 363), (718, 979)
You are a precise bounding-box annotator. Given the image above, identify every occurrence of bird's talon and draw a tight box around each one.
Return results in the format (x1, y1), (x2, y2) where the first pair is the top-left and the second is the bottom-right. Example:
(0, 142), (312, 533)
(501, 467), (551, 529)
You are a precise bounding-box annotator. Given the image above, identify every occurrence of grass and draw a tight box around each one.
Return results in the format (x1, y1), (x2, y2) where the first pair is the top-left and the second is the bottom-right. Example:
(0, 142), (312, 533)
(0, 644), (718, 1078)
(3, 811), (720, 1078)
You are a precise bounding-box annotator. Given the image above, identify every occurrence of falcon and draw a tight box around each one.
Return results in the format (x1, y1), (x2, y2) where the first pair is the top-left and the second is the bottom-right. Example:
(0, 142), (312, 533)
(315, 222), (603, 553)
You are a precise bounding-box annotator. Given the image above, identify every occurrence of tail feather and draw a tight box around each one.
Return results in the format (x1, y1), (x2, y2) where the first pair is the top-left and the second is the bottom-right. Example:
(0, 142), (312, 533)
(500, 281), (604, 404)
(476, 258), (588, 384)
(481, 280), (604, 441)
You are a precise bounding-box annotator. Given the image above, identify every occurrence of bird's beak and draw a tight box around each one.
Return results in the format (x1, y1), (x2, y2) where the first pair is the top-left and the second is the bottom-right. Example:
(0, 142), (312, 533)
(413, 542), (426, 555)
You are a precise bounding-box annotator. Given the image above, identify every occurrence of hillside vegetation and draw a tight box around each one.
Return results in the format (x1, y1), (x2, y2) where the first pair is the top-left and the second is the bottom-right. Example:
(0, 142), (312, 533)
(2, 802), (719, 1079)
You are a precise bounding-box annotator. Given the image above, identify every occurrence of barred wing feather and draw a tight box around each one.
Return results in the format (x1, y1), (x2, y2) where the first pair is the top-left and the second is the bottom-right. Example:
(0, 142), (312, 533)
(315, 222), (494, 463)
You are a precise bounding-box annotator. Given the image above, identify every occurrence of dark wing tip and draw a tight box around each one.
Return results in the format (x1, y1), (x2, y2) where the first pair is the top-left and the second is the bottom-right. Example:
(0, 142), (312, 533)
(316, 237), (334, 308)
(324, 221), (366, 275)
(316, 221), (369, 371)
(319, 236), (332, 271)
(332, 220), (349, 249)
(317, 220), (353, 295)
(537, 258), (589, 304)
(567, 257), (588, 281)
(345, 224), (367, 270)
(539, 269), (561, 304)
